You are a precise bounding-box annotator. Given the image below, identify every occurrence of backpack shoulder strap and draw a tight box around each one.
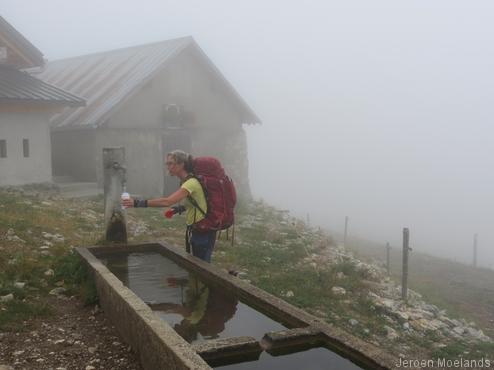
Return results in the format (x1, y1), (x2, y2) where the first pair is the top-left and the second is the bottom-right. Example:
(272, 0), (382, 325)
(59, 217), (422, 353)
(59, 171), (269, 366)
(184, 175), (207, 216)
(187, 194), (207, 216)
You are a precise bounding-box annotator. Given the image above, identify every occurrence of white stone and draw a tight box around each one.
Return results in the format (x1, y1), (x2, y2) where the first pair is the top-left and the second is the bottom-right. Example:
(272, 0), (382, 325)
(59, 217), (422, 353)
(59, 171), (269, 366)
(331, 286), (346, 296)
(49, 287), (66, 296)
(453, 326), (465, 335)
(349, 319), (359, 326)
(384, 325), (399, 340)
(394, 311), (409, 323)
(285, 290), (294, 298)
(44, 269), (54, 276)
(13, 282), (25, 289)
(0, 294), (14, 302)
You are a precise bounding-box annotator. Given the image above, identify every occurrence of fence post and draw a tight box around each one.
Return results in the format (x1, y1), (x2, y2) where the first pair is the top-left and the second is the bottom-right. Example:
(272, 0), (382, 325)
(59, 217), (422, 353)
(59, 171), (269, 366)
(402, 228), (411, 302)
(386, 242), (391, 275)
(103, 147), (127, 243)
(343, 216), (349, 247)
(473, 233), (478, 268)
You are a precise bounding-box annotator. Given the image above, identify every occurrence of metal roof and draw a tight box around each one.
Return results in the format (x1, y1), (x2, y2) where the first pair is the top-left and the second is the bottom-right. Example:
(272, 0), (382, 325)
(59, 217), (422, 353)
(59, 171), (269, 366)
(29, 37), (260, 130)
(0, 65), (85, 106)
(0, 16), (44, 68)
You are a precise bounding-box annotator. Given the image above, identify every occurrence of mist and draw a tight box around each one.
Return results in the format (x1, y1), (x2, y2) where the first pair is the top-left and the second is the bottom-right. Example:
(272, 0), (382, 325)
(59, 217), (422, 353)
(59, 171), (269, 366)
(4, 0), (494, 267)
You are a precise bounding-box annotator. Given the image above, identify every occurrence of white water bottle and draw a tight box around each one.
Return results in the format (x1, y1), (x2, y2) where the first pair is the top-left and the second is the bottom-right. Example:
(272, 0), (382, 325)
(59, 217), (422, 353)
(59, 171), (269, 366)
(121, 192), (130, 210)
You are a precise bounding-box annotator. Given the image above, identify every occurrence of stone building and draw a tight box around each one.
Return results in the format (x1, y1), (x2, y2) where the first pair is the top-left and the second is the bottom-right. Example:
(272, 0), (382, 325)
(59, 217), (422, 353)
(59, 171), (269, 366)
(0, 16), (84, 186)
(31, 37), (260, 197)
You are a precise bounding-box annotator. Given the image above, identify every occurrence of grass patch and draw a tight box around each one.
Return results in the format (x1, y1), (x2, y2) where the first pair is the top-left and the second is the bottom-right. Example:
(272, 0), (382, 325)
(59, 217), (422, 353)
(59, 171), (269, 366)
(0, 299), (53, 331)
(54, 252), (98, 305)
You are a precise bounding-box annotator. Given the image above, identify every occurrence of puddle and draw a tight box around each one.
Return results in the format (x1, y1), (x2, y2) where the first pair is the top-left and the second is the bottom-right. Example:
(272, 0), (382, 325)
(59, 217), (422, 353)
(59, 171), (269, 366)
(102, 251), (286, 343)
(212, 346), (362, 370)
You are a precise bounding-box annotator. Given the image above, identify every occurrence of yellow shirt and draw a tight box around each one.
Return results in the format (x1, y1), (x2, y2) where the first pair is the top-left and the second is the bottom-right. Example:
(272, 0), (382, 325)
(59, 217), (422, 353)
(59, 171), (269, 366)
(181, 178), (207, 225)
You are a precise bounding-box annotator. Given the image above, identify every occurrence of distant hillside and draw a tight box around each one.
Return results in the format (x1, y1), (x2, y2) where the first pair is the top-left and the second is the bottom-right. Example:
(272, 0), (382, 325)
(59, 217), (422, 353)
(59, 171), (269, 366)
(346, 236), (494, 337)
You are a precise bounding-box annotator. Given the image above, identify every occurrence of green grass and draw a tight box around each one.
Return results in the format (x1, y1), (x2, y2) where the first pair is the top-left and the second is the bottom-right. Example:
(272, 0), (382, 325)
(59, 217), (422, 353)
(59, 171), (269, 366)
(0, 299), (53, 331)
(1, 191), (493, 360)
(54, 251), (98, 305)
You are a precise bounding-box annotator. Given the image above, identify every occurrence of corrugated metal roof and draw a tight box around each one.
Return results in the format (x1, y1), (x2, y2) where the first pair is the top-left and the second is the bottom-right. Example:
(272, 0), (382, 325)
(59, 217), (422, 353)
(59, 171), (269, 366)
(0, 16), (44, 68)
(29, 37), (260, 129)
(0, 65), (85, 106)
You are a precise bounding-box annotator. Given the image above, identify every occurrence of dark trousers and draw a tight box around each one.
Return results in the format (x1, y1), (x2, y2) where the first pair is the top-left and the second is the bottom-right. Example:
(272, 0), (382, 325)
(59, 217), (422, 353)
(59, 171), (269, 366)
(186, 228), (217, 263)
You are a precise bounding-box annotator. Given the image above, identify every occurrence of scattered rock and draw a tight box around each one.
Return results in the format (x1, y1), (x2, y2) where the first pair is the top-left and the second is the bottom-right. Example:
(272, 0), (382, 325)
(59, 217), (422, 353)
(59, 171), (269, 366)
(13, 282), (26, 289)
(336, 272), (346, 279)
(0, 294), (14, 303)
(453, 326), (465, 335)
(331, 286), (346, 296)
(49, 287), (66, 296)
(384, 325), (399, 340)
(44, 269), (55, 276)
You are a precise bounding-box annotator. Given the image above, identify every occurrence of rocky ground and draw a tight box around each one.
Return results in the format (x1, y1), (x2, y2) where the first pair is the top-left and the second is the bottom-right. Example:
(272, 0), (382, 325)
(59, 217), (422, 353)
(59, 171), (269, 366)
(0, 294), (141, 370)
(2, 187), (494, 368)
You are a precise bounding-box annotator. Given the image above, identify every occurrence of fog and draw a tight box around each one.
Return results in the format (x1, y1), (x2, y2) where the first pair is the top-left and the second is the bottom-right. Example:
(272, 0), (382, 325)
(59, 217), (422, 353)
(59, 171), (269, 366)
(4, 1), (494, 267)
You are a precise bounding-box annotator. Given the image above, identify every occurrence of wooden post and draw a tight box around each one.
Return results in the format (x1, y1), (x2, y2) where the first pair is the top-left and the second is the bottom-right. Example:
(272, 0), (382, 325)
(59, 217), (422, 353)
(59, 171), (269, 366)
(473, 233), (478, 268)
(103, 147), (127, 243)
(402, 228), (410, 302)
(386, 242), (391, 275)
(343, 216), (349, 247)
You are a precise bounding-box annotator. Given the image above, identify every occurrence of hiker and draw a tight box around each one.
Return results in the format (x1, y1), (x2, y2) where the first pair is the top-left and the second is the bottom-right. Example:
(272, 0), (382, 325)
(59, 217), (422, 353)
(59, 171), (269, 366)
(121, 150), (217, 262)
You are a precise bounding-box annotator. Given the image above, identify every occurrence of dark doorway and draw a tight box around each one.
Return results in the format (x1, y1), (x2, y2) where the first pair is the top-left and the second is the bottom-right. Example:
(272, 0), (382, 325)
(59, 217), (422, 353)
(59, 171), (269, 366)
(162, 128), (191, 195)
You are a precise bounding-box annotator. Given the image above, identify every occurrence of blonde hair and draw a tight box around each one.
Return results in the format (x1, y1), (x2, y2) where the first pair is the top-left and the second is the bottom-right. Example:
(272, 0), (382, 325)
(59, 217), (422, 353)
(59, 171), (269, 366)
(167, 150), (194, 172)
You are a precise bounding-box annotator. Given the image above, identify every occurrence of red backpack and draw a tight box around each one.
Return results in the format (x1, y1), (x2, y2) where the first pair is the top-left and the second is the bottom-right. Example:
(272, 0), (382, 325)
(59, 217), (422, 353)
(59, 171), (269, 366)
(187, 157), (237, 232)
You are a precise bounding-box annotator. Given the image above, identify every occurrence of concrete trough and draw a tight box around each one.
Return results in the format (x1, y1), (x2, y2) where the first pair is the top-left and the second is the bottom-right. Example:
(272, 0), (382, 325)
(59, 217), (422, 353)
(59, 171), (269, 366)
(76, 241), (396, 370)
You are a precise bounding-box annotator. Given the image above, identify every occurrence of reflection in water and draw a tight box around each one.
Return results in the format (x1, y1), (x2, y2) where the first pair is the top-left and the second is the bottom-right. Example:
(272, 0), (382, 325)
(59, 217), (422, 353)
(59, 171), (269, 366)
(150, 275), (238, 342)
(103, 252), (285, 343)
(213, 347), (362, 370)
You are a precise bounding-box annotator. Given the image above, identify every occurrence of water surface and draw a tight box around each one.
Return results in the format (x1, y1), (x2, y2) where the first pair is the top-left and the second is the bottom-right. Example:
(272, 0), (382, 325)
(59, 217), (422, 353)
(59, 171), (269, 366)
(213, 346), (362, 370)
(103, 251), (286, 343)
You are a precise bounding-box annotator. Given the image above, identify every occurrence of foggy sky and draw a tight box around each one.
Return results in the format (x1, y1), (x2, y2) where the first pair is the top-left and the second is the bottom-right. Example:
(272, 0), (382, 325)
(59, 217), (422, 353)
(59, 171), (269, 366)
(3, 1), (494, 266)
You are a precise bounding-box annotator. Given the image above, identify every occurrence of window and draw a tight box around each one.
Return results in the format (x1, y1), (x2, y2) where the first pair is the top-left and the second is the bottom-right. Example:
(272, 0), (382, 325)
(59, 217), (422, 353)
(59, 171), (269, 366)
(0, 140), (6, 158)
(23, 139), (29, 158)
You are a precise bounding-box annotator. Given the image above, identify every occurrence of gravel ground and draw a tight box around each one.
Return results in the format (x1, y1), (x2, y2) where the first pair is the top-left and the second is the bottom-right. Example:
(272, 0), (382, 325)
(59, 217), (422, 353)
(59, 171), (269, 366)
(0, 295), (142, 370)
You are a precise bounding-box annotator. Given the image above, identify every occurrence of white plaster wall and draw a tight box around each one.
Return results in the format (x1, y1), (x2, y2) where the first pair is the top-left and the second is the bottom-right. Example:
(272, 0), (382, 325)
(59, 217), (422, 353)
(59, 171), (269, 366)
(0, 112), (52, 186)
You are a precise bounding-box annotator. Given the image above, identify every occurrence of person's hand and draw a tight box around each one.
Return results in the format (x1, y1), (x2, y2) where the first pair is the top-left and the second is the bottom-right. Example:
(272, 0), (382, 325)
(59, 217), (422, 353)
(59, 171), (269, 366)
(164, 206), (186, 218)
(122, 197), (134, 208)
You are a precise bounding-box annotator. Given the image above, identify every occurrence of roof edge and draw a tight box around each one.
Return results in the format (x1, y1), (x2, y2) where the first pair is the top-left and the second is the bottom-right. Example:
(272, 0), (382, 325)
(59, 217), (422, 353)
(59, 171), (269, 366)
(0, 16), (44, 67)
